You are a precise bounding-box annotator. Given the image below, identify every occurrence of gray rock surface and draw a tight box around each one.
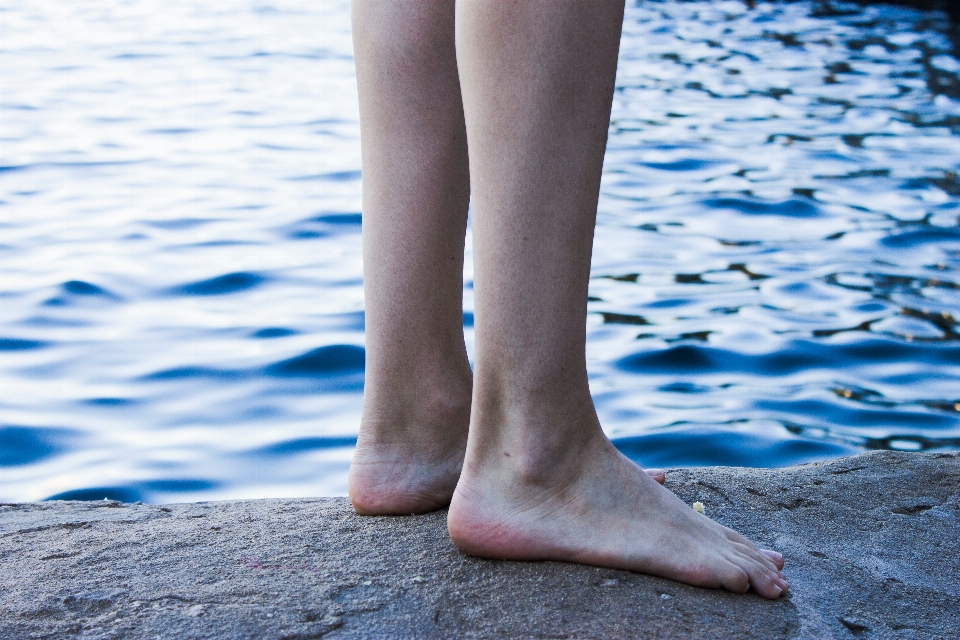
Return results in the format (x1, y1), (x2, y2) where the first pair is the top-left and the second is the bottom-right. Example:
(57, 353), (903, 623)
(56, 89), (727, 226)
(2, 450), (958, 639)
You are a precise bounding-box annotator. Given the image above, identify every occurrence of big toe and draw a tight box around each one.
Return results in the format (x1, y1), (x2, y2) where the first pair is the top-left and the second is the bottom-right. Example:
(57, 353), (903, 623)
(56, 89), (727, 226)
(717, 562), (751, 594)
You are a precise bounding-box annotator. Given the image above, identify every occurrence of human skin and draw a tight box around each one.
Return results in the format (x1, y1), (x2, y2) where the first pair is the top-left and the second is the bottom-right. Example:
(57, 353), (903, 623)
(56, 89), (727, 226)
(349, 0), (788, 599)
(349, 0), (473, 517)
(348, 0), (664, 515)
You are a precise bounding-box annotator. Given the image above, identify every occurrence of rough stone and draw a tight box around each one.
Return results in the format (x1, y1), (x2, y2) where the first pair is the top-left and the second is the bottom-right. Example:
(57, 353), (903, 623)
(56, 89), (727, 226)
(1, 451), (957, 639)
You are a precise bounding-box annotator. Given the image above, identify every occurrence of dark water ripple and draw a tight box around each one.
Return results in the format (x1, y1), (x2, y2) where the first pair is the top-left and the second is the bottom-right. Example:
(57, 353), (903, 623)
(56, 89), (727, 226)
(167, 272), (268, 296)
(1, 0), (958, 502)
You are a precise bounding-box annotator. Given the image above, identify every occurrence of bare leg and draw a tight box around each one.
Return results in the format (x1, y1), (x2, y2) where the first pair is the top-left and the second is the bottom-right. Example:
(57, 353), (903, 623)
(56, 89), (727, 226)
(348, 0), (665, 515)
(447, 0), (788, 598)
(348, 0), (472, 515)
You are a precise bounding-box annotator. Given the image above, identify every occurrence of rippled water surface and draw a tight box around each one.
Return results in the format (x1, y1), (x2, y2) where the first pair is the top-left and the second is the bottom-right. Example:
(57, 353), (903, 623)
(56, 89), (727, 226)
(2, 0), (959, 502)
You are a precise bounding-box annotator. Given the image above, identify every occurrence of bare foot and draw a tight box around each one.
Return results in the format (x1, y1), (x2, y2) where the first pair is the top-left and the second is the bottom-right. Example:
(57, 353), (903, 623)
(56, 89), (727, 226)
(349, 416), (666, 515)
(349, 440), (464, 515)
(349, 410), (470, 515)
(448, 429), (788, 599)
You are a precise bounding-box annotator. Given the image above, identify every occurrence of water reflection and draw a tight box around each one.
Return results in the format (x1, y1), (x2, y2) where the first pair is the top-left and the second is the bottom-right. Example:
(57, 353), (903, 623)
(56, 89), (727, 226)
(586, 0), (960, 468)
(0, 0), (957, 502)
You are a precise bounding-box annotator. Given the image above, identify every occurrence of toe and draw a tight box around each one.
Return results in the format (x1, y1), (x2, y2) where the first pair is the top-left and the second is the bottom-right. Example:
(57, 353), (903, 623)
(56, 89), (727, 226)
(762, 549), (785, 571)
(721, 525), (763, 552)
(778, 576), (790, 593)
(718, 562), (751, 594)
(746, 564), (785, 599)
(645, 469), (666, 485)
(729, 548), (787, 599)
(732, 542), (780, 574)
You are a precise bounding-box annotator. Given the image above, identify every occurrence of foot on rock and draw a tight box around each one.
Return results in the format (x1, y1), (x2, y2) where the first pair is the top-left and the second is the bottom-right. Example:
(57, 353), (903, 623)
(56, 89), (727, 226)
(448, 431), (788, 598)
(349, 442), (465, 515)
(349, 384), (472, 515)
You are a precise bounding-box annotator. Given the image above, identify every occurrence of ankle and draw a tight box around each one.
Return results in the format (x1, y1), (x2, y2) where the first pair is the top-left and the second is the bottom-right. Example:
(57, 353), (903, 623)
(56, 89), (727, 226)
(463, 398), (605, 487)
(360, 377), (471, 447)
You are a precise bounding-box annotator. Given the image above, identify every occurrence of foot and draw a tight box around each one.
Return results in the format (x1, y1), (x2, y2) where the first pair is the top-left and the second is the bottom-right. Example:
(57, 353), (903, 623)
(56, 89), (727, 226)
(448, 429), (788, 598)
(350, 428), (666, 515)
(349, 418), (667, 516)
(349, 409), (470, 515)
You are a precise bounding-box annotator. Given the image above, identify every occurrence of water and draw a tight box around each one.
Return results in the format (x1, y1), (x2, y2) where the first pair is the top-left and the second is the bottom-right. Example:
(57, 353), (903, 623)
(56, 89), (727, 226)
(2, 0), (958, 503)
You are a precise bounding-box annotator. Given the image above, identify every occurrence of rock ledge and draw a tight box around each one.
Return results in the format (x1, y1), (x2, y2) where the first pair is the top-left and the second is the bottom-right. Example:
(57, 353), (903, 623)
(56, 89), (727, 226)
(2, 451), (957, 639)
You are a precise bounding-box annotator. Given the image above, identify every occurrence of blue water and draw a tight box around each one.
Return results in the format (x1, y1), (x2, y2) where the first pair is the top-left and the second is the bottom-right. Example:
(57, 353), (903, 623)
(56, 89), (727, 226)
(2, 0), (959, 503)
